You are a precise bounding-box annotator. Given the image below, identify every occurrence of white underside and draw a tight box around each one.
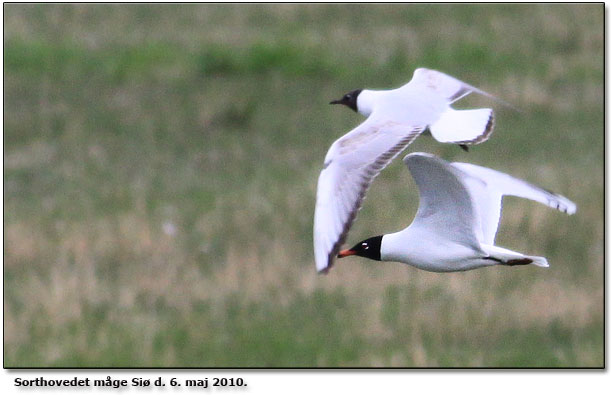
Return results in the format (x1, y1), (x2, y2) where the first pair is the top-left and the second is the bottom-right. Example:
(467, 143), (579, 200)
(380, 229), (492, 272)
(381, 232), (549, 272)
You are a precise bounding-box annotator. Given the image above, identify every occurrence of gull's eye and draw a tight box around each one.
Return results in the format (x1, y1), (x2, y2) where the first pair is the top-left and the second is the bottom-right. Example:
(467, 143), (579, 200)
(362, 242), (369, 250)
(345, 94), (351, 100)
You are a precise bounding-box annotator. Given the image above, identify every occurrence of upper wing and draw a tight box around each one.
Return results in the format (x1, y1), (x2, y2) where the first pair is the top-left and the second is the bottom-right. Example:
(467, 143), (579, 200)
(451, 162), (577, 245)
(402, 153), (482, 250)
(406, 68), (505, 105)
(313, 118), (425, 273)
(400, 68), (503, 146)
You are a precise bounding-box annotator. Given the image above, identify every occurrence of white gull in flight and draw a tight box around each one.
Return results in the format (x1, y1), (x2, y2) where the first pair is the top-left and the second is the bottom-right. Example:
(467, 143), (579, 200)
(336, 153), (576, 272)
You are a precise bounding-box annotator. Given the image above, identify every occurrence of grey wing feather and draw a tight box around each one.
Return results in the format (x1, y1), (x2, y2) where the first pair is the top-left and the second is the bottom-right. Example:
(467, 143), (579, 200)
(403, 153), (482, 250)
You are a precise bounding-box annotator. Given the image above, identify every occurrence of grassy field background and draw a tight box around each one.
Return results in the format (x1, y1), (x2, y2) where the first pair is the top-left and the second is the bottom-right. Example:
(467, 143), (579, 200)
(3, 4), (603, 367)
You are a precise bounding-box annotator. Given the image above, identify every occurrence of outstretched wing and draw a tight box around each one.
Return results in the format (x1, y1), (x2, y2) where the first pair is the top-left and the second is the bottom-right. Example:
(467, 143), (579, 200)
(450, 162), (577, 245)
(402, 153), (482, 250)
(407, 68), (508, 106)
(314, 118), (425, 273)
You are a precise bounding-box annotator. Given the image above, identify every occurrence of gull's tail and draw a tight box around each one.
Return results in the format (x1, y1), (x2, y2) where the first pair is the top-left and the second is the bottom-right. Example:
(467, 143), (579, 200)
(481, 244), (549, 268)
(430, 108), (494, 146)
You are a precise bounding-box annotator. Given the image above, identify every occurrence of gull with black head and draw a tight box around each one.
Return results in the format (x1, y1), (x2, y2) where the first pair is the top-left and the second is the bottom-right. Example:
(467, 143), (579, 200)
(337, 153), (576, 272)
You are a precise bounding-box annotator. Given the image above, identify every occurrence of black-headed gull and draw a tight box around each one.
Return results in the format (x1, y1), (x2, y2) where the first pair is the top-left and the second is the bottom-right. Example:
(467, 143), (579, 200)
(314, 68), (499, 273)
(335, 153), (576, 272)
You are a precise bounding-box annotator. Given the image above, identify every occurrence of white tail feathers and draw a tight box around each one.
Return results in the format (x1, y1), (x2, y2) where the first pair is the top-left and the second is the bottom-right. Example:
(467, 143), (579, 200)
(481, 244), (549, 268)
(528, 256), (549, 268)
(430, 108), (494, 145)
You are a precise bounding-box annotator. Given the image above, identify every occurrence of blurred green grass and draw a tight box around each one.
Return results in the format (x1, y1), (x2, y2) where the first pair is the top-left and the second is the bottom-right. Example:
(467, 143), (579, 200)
(3, 4), (603, 367)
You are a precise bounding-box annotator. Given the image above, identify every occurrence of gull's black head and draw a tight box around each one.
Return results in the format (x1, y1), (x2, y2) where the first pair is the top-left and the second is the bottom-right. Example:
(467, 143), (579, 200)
(338, 235), (382, 261)
(330, 89), (362, 112)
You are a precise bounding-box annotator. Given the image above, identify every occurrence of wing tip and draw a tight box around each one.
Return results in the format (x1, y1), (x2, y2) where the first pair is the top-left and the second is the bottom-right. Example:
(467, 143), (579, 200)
(403, 152), (438, 166)
(314, 239), (338, 274)
(542, 187), (577, 215)
(316, 254), (336, 275)
(458, 109), (495, 146)
(557, 195), (577, 215)
(561, 200), (577, 215)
